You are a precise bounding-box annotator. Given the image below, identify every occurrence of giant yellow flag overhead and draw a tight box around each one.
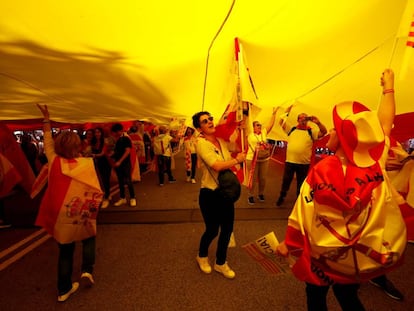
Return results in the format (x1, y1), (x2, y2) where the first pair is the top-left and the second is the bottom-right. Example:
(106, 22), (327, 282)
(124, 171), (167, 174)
(0, 0), (413, 137)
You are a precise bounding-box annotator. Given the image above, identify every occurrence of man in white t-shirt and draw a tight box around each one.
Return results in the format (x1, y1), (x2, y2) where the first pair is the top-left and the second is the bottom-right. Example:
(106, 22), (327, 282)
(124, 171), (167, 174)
(153, 126), (179, 186)
(246, 108), (276, 204)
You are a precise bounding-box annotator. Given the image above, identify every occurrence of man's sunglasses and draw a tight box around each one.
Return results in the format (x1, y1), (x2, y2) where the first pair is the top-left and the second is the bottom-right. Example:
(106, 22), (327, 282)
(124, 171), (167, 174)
(200, 116), (214, 125)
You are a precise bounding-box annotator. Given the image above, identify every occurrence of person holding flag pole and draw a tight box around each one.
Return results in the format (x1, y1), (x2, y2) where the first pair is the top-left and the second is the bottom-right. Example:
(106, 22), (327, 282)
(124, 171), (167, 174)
(193, 111), (246, 279)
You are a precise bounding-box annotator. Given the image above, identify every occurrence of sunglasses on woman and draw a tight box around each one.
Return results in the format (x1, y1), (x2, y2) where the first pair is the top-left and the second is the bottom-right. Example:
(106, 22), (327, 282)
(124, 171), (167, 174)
(200, 116), (214, 125)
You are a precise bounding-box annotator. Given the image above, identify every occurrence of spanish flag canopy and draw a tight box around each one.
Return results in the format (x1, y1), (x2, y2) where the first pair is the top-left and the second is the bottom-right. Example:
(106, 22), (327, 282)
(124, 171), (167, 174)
(0, 0), (414, 138)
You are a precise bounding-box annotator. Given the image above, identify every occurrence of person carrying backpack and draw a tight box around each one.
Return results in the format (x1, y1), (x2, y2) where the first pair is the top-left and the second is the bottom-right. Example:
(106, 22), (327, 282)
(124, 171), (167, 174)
(276, 110), (327, 206)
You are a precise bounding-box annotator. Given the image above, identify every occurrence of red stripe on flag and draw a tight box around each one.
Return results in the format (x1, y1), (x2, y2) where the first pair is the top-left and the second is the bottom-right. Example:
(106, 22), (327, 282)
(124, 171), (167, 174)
(407, 16), (414, 47)
(234, 37), (240, 61)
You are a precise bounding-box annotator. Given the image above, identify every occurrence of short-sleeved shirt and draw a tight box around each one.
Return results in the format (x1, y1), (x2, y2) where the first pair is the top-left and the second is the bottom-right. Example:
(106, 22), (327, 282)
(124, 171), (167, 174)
(196, 137), (232, 190)
(153, 134), (173, 157)
(247, 128), (268, 161)
(285, 126), (319, 164)
(113, 135), (132, 164)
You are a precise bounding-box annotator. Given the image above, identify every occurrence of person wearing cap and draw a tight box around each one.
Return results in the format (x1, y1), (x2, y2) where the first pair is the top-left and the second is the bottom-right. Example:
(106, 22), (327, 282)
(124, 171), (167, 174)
(246, 108), (277, 204)
(276, 69), (406, 310)
(276, 110), (327, 206)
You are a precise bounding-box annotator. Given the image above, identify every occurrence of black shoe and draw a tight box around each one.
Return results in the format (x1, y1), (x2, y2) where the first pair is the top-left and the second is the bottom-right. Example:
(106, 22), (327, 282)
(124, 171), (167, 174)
(168, 178), (177, 183)
(369, 278), (404, 301)
(248, 196), (255, 205)
(276, 196), (284, 206)
(258, 195), (265, 202)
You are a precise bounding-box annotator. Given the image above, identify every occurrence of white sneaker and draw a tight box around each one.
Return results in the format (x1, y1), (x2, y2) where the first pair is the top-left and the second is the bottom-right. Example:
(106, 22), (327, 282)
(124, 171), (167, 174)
(101, 200), (110, 209)
(196, 256), (212, 274)
(113, 198), (127, 206)
(57, 282), (79, 302)
(130, 198), (137, 207)
(214, 262), (235, 279)
(80, 272), (95, 287)
(191, 179), (196, 184)
(186, 176), (191, 182)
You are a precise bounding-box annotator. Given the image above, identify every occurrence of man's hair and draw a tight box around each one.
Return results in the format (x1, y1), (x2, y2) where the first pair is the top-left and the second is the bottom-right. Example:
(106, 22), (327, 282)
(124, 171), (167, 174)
(111, 123), (123, 133)
(192, 111), (210, 129)
(54, 131), (81, 159)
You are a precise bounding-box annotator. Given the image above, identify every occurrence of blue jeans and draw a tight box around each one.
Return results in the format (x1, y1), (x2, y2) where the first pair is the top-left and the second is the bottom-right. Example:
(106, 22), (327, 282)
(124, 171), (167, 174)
(198, 188), (234, 265)
(57, 236), (95, 294)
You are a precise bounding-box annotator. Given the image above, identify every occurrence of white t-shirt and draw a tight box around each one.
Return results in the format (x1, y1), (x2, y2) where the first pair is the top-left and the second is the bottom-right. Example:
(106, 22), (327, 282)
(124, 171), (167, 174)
(196, 137), (232, 190)
(153, 134), (173, 156)
(247, 128), (268, 161)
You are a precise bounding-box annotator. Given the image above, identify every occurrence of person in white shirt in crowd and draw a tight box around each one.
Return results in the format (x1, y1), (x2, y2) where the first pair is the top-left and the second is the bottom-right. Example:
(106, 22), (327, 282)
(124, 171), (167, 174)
(246, 108), (277, 204)
(153, 125), (179, 186)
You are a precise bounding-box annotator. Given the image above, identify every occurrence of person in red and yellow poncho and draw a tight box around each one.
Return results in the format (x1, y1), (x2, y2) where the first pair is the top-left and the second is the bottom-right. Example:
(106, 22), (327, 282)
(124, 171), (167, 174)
(277, 69), (406, 311)
(36, 104), (103, 303)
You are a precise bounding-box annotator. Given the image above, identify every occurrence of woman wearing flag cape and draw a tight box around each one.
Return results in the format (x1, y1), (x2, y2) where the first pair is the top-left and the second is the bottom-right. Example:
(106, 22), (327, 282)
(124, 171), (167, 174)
(277, 69), (406, 310)
(36, 104), (103, 302)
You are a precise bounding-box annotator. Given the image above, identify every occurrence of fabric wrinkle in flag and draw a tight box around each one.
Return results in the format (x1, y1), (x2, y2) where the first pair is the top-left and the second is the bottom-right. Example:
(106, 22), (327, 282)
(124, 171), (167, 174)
(36, 157), (104, 244)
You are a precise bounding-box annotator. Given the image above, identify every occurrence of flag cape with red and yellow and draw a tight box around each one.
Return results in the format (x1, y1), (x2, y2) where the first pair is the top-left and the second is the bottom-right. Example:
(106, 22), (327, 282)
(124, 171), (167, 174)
(284, 155), (406, 285)
(0, 153), (22, 198)
(35, 156), (103, 244)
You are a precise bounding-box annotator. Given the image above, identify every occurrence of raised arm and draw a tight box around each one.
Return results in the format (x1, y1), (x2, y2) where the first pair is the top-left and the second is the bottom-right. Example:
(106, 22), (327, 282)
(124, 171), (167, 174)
(265, 107), (278, 133)
(36, 104), (55, 161)
(377, 68), (395, 137)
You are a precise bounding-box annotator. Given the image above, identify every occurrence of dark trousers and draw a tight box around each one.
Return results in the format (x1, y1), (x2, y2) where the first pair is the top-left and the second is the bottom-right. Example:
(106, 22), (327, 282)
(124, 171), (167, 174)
(186, 153), (197, 179)
(115, 162), (135, 199)
(306, 282), (365, 311)
(279, 162), (310, 198)
(57, 237), (95, 295)
(198, 188), (234, 265)
(157, 155), (174, 184)
(96, 157), (112, 199)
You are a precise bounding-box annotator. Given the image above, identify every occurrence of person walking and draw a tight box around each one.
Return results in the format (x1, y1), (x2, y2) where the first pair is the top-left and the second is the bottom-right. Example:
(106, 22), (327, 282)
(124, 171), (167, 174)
(153, 125), (178, 186)
(35, 104), (103, 302)
(192, 111), (245, 279)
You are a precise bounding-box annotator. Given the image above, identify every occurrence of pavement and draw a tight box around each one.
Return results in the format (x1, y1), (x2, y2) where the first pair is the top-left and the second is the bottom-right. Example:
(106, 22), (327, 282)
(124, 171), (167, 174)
(0, 152), (413, 311)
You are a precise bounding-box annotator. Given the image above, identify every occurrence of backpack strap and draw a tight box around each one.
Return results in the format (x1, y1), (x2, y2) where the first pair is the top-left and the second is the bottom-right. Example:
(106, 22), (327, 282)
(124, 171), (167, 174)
(288, 126), (313, 141)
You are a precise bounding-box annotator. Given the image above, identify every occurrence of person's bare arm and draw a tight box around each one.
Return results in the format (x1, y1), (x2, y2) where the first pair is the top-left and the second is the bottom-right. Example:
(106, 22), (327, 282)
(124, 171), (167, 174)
(377, 69), (395, 137)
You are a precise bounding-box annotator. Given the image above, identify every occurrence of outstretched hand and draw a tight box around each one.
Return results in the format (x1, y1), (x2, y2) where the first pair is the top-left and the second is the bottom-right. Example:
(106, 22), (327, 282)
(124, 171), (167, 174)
(36, 104), (50, 119)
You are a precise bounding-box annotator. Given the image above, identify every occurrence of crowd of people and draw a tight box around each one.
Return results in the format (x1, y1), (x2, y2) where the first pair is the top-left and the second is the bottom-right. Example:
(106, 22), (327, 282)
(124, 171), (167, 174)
(0, 69), (412, 310)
